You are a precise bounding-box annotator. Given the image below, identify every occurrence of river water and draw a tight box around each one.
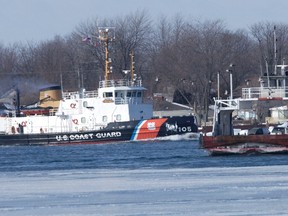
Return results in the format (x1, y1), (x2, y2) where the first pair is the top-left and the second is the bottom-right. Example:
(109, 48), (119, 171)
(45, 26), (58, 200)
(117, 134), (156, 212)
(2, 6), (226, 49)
(1, 140), (288, 215)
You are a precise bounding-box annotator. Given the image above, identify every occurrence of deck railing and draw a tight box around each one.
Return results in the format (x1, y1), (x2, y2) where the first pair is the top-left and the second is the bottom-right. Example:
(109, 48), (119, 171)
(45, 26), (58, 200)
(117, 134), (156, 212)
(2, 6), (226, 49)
(242, 87), (288, 99)
(99, 79), (142, 88)
(62, 90), (98, 99)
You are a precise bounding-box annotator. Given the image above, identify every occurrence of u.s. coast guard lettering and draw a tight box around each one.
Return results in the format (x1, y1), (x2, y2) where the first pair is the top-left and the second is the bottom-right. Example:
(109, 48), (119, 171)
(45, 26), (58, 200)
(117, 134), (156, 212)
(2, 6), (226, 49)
(55, 132), (121, 141)
(95, 132), (121, 138)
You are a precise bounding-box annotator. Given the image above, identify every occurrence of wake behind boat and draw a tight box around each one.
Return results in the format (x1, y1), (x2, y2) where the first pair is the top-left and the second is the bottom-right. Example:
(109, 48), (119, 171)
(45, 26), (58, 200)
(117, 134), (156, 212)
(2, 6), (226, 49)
(0, 28), (198, 146)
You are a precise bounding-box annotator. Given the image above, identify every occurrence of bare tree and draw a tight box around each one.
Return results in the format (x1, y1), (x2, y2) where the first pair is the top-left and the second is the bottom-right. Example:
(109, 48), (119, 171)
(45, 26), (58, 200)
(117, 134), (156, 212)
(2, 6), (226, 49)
(0, 14), (276, 116)
(72, 11), (153, 85)
(113, 10), (152, 81)
(250, 22), (288, 74)
(150, 15), (188, 96)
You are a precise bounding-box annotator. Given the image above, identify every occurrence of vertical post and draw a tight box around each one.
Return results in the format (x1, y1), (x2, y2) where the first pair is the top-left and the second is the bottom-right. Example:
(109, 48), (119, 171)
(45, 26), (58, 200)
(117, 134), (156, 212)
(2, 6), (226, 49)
(226, 64), (235, 100)
(99, 28), (112, 82)
(60, 73), (64, 99)
(217, 71), (220, 100)
(265, 59), (270, 88)
(130, 50), (135, 81)
(16, 88), (20, 117)
(77, 67), (81, 92)
(274, 25), (277, 75)
(230, 71), (233, 99)
(104, 36), (109, 81)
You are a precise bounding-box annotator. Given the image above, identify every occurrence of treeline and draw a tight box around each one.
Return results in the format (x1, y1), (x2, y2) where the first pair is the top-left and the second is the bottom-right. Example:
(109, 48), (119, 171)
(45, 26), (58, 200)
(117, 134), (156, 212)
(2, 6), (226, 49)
(1, 11), (288, 118)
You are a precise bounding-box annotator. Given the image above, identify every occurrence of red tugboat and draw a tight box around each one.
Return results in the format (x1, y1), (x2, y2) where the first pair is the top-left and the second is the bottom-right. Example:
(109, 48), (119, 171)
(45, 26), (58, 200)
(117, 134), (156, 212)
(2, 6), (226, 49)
(201, 61), (288, 155)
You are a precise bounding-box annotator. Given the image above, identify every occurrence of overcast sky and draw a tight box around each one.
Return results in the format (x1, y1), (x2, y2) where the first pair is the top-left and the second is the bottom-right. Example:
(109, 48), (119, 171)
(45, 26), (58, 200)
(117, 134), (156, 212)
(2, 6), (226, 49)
(1, 0), (288, 45)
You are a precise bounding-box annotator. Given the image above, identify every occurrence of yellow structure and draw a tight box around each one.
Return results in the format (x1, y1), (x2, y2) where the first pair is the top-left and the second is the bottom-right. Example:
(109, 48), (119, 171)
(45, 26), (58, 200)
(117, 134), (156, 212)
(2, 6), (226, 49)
(39, 86), (62, 108)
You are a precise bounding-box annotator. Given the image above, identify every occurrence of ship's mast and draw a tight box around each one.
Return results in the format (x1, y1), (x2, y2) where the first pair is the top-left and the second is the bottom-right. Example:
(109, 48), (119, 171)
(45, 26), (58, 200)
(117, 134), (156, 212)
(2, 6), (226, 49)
(98, 28), (115, 81)
(273, 25), (277, 75)
(130, 50), (135, 81)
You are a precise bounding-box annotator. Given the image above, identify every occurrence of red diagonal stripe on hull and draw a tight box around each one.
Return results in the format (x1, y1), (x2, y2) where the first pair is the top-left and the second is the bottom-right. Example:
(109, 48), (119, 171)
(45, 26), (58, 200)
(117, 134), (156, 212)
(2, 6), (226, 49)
(136, 118), (167, 140)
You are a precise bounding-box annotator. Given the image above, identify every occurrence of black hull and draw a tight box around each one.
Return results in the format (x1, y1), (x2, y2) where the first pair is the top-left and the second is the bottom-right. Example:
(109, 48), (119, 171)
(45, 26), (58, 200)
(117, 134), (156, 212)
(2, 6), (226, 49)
(0, 116), (198, 146)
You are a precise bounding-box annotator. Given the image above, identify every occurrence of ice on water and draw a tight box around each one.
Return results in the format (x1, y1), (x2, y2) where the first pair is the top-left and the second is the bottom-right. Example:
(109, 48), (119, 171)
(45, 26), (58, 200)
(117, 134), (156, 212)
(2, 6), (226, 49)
(1, 165), (288, 216)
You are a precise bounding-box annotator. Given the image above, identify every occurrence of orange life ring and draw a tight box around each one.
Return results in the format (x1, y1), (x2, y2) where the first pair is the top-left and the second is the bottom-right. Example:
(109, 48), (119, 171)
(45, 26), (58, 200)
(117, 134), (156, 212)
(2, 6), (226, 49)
(21, 121), (27, 127)
(70, 103), (76, 108)
(72, 119), (78, 124)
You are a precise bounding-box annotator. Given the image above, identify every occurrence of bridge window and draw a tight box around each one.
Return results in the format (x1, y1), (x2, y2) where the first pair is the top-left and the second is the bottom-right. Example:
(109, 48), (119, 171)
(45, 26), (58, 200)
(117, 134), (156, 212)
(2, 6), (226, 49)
(103, 92), (113, 98)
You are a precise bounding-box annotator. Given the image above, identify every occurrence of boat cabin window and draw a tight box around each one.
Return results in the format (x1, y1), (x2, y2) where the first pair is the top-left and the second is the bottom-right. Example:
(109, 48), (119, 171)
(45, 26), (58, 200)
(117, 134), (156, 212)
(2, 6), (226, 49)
(81, 117), (86, 123)
(83, 101), (88, 107)
(132, 91), (136, 97)
(103, 92), (113, 98)
(127, 92), (131, 97)
(115, 91), (124, 98)
(116, 114), (121, 121)
(102, 115), (108, 122)
(137, 92), (142, 97)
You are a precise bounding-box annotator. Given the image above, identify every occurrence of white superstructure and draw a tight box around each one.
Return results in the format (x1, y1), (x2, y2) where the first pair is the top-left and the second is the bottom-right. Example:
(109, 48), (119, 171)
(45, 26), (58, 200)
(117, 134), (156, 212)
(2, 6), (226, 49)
(0, 80), (153, 135)
(0, 27), (153, 135)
